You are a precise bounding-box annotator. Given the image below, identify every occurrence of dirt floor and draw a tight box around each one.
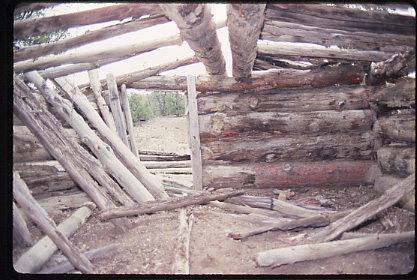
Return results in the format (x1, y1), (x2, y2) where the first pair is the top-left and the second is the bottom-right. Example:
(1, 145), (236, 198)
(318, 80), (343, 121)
(12, 116), (415, 275)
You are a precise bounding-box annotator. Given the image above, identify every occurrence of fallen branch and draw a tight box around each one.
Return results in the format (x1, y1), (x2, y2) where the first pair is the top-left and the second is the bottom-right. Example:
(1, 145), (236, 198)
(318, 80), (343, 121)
(99, 190), (244, 220)
(256, 231), (414, 268)
(209, 201), (295, 219)
(37, 244), (119, 274)
(172, 209), (194, 274)
(309, 173), (415, 242)
(229, 210), (352, 240)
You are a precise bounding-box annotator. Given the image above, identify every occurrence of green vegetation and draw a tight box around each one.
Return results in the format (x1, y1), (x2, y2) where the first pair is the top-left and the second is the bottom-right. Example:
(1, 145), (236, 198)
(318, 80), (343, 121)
(14, 8), (70, 50)
(129, 91), (186, 125)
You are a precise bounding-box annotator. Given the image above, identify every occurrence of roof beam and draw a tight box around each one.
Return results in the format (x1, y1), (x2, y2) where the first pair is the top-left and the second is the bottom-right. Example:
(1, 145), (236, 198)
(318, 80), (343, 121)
(227, 4), (266, 78)
(159, 4), (226, 75)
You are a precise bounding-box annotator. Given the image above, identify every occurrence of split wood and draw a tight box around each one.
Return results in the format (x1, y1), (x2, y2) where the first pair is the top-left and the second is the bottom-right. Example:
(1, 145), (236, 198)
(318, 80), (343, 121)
(13, 172), (96, 274)
(309, 173), (415, 242)
(99, 190), (244, 220)
(229, 210), (352, 240)
(256, 231), (415, 268)
(172, 209), (194, 274)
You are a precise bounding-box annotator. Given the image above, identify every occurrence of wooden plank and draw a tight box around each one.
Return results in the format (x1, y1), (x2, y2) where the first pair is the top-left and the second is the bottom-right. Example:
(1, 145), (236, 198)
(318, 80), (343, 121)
(99, 189), (244, 220)
(13, 201), (96, 273)
(160, 4), (225, 75)
(52, 75), (169, 200)
(256, 231), (415, 268)
(200, 131), (373, 163)
(186, 76), (203, 191)
(199, 110), (373, 138)
(13, 172), (96, 274)
(227, 4), (266, 78)
(87, 70), (117, 134)
(197, 85), (371, 115)
(14, 3), (162, 39)
(309, 173), (415, 242)
(377, 145), (415, 177)
(14, 14), (169, 62)
(202, 160), (374, 189)
(373, 114), (415, 143)
(129, 64), (364, 92)
(120, 84), (138, 156)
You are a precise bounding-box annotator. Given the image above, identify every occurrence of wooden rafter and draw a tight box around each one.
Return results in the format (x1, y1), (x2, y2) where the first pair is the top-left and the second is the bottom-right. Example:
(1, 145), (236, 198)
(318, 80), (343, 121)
(159, 4), (226, 75)
(227, 4), (266, 78)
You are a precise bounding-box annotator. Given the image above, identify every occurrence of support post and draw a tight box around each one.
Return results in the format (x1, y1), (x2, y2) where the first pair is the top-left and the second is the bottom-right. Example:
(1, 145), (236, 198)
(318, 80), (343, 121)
(120, 84), (139, 157)
(186, 75), (203, 191)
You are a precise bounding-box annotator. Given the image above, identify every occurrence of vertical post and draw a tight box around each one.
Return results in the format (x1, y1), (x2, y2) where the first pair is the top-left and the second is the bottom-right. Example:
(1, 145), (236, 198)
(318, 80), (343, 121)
(120, 84), (139, 157)
(186, 75), (203, 191)
(106, 73), (128, 146)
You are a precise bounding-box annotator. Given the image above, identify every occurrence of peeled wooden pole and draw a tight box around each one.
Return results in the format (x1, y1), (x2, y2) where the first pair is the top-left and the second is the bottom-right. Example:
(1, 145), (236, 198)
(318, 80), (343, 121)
(12, 202), (33, 247)
(13, 172), (96, 274)
(256, 231), (415, 268)
(172, 209), (194, 274)
(120, 84), (138, 157)
(106, 74), (128, 146)
(52, 75), (168, 200)
(14, 201), (96, 273)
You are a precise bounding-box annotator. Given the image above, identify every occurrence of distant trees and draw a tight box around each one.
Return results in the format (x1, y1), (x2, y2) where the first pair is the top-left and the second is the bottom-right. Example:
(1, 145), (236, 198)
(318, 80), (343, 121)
(129, 91), (186, 125)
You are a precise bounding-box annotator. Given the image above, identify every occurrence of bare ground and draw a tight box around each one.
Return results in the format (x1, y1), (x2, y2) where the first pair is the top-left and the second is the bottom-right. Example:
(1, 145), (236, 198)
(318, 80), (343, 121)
(12, 116), (415, 276)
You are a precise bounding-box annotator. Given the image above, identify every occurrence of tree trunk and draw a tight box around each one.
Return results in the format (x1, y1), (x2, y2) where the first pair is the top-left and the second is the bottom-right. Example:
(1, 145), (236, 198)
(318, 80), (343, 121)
(13, 200), (96, 273)
(377, 145), (415, 177)
(13, 172), (96, 274)
(160, 4), (225, 75)
(202, 160), (374, 189)
(129, 64), (364, 92)
(373, 114), (415, 143)
(227, 4), (266, 78)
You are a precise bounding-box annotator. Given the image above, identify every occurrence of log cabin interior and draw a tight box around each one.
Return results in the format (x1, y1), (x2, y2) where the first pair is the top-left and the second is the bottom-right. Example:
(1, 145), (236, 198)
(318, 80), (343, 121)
(11, 2), (416, 275)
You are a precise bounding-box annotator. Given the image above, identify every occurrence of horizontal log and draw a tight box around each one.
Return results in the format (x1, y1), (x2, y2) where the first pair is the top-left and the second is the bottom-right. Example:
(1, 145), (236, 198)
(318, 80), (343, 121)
(130, 64), (364, 92)
(201, 131), (373, 163)
(143, 160), (191, 169)
(197, 85), (371, 114)
(377, 145), (415, 177)
(265, 4), (415, 36)
(261, 20), (415, 53)
(14, 3), (162, 39)
(257, 41), (392, 62)
(202, 160), (374, 189)
(199, 110), (373, 138)
(374, 174), (415, 213)
(371, 78), (415, 108)
(373, 114), (415, 143)
(149, 168), (192, 175)
(14, 14), (170, 62)
(99, 190), (244, 220)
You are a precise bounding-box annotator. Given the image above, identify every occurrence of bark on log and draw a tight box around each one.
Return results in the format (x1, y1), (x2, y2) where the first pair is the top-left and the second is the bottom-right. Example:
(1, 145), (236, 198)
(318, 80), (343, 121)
(201, 131), (373, 163)
(373, 114), (415, 143)
(309, 174), (415, 242)
(371, 78), (415, 108)
(366, 48), (416, 85)
(374, 175), (415, 213)
(377, 145), (415, 177)
(160, 4), (225, 75)
(87, 69), (117, 134)
(52, 75), (168, 200)
(199, 110), (373, 138)
(265, 4), (415, 36)
(99, 190), (244, 220)
(227, 4), (266, 78)
(172, 209), (194, 274)
(260, 20), (414, 53)
(256, 231), (415, 268)
(14, 3), (162, 39)
(13, 202), (33, 247)
(229, 210), (351, 240)
(14, 33), (183, 73)
(13, 172), (96, 274)
(13, 201), (96, 273)
(197, 85), (371, 115)
(129, 64), (364, 92)
(14, 14), (169, 62)
(202, 160), (374, 189)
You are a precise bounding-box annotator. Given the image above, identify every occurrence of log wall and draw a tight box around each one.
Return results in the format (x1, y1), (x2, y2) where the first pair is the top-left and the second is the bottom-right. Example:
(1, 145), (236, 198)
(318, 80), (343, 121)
(197, 84), (376, 188)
